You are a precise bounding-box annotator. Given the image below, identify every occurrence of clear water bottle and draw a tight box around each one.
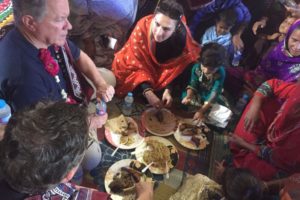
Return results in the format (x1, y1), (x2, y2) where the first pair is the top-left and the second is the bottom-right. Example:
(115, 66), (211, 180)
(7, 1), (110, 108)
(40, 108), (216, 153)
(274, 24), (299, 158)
(234, 94), (249, 115)
(122, 92), (134, 116)
(95, 98), (107, 116)
(232, 50), (242, 67)
(0, 99), (11, 124)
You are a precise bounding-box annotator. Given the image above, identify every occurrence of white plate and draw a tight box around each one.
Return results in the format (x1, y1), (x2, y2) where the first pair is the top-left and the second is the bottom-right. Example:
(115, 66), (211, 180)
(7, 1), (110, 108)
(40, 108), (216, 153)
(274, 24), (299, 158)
(134, 136), (178, 174)
(105, 117), (144, 149)
(104, 159), (136, 200)
(174, 119), (210, 150)
(141, 108), (177, 137)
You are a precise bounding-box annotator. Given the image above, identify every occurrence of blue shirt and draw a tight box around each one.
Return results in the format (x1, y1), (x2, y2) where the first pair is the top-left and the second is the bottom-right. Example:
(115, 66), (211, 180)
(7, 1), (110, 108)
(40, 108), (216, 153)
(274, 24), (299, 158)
(0, 28), (80, 111)
(201, 26), (232, 52)
(189, 0), (251, 37)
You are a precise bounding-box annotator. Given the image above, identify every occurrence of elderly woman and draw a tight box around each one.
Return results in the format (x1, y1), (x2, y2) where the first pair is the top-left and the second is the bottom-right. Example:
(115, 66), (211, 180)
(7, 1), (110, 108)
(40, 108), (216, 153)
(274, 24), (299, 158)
(112, 0), (200, 108)
(229, 79), (300, 181)
(226, 20), (300, 95)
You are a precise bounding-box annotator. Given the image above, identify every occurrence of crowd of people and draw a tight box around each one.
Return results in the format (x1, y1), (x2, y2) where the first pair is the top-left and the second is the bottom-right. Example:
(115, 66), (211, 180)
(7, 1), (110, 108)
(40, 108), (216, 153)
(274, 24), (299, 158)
(0, 0), (300, 199)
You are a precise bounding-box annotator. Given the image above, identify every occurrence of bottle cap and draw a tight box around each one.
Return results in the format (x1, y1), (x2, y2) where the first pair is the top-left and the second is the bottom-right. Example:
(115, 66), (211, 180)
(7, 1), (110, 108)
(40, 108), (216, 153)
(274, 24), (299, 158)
(127, 92), (133, 97)
(0, 99), (6, 109)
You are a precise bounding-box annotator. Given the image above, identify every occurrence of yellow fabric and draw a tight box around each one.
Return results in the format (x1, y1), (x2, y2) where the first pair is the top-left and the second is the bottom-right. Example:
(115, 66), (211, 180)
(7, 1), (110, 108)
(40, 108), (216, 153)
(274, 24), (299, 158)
(169, 174), (223, 200)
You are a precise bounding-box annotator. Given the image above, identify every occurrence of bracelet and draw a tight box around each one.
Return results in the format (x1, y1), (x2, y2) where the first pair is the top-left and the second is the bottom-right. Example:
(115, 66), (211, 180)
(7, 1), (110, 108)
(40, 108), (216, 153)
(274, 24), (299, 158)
(143, 88), (153, 96)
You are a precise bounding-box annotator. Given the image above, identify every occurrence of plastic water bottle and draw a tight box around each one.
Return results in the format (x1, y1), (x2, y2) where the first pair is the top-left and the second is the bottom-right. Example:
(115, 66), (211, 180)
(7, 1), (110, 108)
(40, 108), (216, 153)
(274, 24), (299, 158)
(234, 94), (249, 115)
(281, 0), (297, 8)
(95, 98), (107, 116)
(122, 92), (134, 116)
(0, 99), (11, 125)
(232, 50), (242, 67)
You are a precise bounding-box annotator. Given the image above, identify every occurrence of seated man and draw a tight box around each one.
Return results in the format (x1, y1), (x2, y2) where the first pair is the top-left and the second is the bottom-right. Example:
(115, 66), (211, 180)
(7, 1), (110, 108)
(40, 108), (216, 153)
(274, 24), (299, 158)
(0, 0), (115, 112)
(0, 101), (153, 200)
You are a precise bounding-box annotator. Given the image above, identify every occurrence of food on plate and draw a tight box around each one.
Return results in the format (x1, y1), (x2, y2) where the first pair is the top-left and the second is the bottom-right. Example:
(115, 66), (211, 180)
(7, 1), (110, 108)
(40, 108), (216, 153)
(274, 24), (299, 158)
(144, 109), (177, 135)
(143, 140), (173, 170)
(154, 109), (164, 123)
(179, 123), (210, 135)
(108, 167), (141, 194)
(178, 122), (210, 149)
(106, 115), (138, 146)
(108, 160), (152, 194)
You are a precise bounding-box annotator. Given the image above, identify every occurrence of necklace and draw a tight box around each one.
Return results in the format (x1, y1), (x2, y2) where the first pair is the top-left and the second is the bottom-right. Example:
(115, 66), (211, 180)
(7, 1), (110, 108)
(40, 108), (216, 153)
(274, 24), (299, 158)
(38, 48), (68, 101)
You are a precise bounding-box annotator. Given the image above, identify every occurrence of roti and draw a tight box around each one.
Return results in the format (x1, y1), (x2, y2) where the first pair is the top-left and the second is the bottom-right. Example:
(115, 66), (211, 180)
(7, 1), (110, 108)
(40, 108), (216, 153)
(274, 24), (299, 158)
(142, 108), (177, 136)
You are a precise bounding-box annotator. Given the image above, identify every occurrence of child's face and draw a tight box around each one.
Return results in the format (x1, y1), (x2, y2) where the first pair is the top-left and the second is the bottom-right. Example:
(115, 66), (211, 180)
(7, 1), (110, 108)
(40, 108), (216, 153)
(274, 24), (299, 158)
(279, 17), (296, 34)
(201, 64), (218, 75)
(216, 21), (232, 36)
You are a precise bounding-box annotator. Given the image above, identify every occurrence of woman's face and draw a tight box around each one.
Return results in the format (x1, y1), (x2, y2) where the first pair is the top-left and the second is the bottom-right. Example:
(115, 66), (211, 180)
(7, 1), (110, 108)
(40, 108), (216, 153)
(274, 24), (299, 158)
(151, 13), (177, 42)
(288, 28), (300, 57)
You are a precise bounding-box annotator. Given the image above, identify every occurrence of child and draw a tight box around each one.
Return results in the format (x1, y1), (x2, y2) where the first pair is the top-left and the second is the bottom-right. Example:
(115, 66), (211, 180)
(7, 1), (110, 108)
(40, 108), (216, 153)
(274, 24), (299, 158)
(201, 9), (237, 55)
(181, 43), (226, 121)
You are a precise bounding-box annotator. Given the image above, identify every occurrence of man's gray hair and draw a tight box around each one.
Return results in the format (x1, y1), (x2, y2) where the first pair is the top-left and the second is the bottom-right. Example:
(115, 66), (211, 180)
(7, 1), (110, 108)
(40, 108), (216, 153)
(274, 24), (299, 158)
(12, 0), (47, 26)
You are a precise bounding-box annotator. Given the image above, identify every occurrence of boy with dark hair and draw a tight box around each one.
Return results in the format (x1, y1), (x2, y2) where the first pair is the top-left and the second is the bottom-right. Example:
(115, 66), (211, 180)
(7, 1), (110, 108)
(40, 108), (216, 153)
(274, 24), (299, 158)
(201, 9), (237, 55)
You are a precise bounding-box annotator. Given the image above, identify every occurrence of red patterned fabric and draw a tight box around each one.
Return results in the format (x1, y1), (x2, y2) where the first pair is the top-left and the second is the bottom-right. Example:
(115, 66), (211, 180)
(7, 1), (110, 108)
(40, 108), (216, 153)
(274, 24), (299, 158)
(112, 15), (201, 97)
(231, 79), (300, 180)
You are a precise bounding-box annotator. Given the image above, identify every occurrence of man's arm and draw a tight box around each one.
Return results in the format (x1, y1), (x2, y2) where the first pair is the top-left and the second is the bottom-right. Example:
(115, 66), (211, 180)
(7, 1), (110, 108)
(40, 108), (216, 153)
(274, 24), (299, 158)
(75, 50), (115, 102)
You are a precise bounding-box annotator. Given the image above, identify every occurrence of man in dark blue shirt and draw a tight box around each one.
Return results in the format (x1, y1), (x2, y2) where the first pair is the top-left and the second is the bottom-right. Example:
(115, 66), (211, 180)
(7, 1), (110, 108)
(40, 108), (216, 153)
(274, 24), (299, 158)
(0, 0), (115, 111)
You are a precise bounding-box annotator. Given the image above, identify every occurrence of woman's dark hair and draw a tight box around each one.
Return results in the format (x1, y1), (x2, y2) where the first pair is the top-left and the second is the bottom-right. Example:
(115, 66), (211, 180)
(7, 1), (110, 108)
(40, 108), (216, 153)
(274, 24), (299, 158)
(222, 168), (264, 200)
(216, 8), (237, 28)
(200, 43), (226, 68)
(155, 0), (184, 21)
(0, 101), (89, 194)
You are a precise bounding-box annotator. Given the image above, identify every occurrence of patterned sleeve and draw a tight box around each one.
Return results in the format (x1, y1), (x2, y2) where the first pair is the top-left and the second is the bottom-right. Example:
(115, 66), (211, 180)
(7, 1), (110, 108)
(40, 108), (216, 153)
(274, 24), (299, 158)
(255, 79), (296, 99)
(206, 66), (225, 103)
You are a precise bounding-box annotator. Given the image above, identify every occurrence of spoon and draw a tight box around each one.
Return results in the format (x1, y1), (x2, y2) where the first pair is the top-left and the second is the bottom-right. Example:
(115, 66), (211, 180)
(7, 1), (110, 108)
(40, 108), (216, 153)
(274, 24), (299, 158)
(111, 146), (120, 157)
(142, 162), (154, 173)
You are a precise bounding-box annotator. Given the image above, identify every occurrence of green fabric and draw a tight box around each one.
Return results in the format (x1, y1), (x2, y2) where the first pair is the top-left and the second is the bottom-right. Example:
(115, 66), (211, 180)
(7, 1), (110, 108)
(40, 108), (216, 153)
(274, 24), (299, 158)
(182, 63), (225, 104)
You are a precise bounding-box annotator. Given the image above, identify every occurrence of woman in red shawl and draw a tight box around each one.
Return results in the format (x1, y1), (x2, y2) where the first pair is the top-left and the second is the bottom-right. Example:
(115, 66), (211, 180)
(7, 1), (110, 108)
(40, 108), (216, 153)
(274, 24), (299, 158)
(112, 0), (200, 108)
(229, 79), (300, 181)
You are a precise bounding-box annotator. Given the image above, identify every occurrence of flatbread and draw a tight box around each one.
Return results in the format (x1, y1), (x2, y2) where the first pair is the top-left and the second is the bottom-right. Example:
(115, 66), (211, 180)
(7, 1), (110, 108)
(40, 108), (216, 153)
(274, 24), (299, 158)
(143, 108), (177, 136)
(106, 114), (128, 134)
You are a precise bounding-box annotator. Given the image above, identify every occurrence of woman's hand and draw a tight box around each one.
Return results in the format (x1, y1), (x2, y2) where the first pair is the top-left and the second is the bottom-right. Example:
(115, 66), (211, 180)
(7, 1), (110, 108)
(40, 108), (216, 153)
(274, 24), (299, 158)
(214, 160), (226, 183)
(244, 103), (260, 132)
(252, 18), (268, 35)
(162, 89), (173, 108)
(144, 90), (163, 109)
(228, 134), (247, 147)
(96, 84), (115, 102)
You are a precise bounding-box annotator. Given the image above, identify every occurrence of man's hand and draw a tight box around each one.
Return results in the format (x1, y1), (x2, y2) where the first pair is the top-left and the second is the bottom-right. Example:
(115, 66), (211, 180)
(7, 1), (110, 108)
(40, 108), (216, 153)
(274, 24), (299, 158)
(96, 84), (115, 102)
(144, 90), (163, 109)
(136, 181), (154, 200)
(232, 34), (244, 51)
(89, 113), (108, 130)
(162, 89), (173, 108)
